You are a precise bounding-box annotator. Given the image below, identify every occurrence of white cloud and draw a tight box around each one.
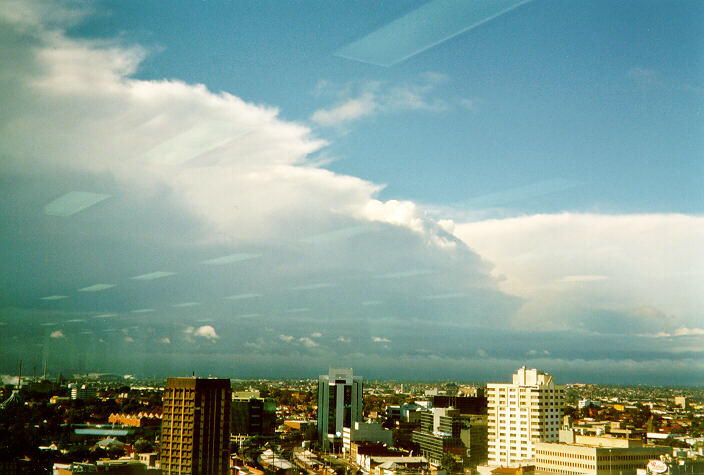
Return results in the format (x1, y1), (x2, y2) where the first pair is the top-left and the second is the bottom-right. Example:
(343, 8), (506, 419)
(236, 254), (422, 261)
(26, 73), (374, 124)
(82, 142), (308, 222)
(311, 76), (448, 128)
(674, 327), (704, 336)
(337, 336), (350, 343)
(160, 337), (171, 344)
(311, 332), (322, 338)
(193, 325), (219, 341)
(279, 334), (294, 343)
(124, 336), (134, 343)
(645, 327), (704, 338)
(299, 337), (318, 348)
(50, 330), (65, 338)
(311, 93), (377, 127)
(372, 336), (390, 343)
(454, 213), (704, 329)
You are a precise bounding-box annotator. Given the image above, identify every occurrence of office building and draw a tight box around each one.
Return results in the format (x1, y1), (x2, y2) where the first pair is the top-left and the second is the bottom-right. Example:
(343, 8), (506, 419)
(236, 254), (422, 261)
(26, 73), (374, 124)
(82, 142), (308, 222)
(317, 368), (363, 451)
(487, 367), (564, 466)
(231, 395), (276, 436)
(160, 377), (231, 474)
(535, 434), (669, 474)
(69, 383), (97, 400)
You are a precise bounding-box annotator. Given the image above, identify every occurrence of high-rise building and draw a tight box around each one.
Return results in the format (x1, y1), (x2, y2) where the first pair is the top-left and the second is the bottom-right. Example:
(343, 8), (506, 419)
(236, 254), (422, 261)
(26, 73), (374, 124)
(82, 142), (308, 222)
(487, 367), (564, 466)
(317, 368), (363, 451)
(231, 395), (276, 436)
(160, 377), (231, 474)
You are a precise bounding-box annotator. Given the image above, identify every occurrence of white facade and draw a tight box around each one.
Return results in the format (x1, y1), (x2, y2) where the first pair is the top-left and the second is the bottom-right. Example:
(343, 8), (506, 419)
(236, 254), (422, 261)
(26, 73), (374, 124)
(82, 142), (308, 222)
(487, 367), (564, 466)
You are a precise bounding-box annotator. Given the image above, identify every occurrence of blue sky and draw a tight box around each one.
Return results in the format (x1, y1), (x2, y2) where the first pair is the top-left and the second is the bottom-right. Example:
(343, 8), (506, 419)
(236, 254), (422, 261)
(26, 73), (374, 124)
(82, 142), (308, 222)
(0, 0), (702, 384)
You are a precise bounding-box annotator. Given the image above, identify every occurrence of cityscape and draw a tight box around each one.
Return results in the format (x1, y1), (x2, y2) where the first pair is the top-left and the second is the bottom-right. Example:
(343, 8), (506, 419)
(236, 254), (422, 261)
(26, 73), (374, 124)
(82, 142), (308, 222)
(1, 366), (704, 473)
(1, 0), (703, 473)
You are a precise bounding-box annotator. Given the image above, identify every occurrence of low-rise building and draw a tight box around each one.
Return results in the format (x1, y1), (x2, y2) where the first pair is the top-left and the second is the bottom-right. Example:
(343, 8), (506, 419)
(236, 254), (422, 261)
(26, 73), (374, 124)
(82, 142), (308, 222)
(342, 422), (393, 456)
(535, 434), (669, 474)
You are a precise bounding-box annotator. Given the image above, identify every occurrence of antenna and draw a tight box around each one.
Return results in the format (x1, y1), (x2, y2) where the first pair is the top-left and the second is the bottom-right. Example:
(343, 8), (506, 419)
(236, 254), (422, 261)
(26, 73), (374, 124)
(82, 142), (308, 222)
(18, 360), (22, 389)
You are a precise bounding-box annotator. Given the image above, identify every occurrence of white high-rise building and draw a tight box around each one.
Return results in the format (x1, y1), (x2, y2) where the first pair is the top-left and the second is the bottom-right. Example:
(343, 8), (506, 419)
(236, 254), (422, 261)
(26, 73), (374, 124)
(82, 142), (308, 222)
(487, 367), (564, 466)
(317, 368), (363, 451)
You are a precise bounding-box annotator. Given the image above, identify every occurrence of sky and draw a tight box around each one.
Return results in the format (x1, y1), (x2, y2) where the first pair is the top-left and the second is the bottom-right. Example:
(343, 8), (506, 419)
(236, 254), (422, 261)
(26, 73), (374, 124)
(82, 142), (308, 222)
(0, 0), (702, 384)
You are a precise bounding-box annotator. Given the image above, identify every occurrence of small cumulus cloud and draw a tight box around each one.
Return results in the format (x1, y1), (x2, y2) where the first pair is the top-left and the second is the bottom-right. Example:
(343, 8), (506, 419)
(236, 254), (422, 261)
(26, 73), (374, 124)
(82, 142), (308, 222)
(124, 336), (134, 343)
(372, 336), (390, 343)
(160, 337), (171, 344)
(279, 334), (295, 343)
(50, 330), (65, 338)
(476, 349), (488, 358)
(311, 332), (322, 338)
(299, 337), (318, 348)
(337, 336), (350, 342)
(193, 325), (219, 341)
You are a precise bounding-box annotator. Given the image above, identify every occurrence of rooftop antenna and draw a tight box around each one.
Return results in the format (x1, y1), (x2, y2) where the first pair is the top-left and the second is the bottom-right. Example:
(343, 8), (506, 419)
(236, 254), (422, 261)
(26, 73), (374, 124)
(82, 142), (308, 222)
(18, 360), (22, 390)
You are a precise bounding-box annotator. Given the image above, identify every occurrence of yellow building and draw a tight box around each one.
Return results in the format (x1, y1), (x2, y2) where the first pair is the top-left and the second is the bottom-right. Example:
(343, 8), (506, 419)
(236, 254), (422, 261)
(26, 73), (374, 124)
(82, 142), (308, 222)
(488, 367), (565, 466)
(535, 435), (668, 474)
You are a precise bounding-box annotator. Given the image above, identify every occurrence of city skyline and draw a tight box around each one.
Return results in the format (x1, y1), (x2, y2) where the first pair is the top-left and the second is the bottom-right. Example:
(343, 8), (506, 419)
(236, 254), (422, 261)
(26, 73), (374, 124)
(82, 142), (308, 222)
(0, 0), (703, 384)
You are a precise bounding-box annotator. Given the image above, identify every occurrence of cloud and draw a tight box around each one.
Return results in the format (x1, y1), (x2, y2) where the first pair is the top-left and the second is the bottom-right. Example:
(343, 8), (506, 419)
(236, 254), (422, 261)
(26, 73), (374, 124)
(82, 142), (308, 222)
(372, 336), (391, 343)
(50, 330), (65, 339)
(337, 336), (350, 343)
(183, 325), (219, 341)
(311, 93), (377, 127)
(299, 337), (318, 348)
(160, 337), (171, 344)
(311, 76), (448, 128)
(527, 349), (550, 356)
(279, 334), (294, 343)
(454, 213), (704, 331)
(311, 332), (322, 338)
(644, 327), (704, 338)
(193, 325), (219, 341)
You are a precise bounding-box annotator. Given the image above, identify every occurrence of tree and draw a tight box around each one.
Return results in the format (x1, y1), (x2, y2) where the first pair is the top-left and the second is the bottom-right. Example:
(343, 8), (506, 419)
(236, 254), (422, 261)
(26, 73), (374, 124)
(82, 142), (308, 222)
(440, 453), (462, 474)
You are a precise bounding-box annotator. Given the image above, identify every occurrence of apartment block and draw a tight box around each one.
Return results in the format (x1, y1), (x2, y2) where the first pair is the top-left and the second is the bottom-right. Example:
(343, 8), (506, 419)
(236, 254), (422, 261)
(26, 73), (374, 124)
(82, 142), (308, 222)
(488, 367), (565, 466)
